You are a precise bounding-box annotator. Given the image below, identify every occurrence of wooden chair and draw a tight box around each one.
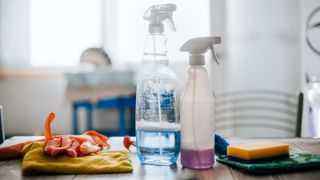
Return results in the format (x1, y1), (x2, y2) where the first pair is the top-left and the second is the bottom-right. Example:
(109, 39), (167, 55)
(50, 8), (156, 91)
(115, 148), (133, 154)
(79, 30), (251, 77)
(214, 89), (303, 138)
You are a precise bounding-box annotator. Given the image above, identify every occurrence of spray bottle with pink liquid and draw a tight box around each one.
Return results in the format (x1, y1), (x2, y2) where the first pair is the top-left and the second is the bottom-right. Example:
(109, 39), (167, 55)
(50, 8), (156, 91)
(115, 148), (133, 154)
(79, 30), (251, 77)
(179, 36), (221, 169)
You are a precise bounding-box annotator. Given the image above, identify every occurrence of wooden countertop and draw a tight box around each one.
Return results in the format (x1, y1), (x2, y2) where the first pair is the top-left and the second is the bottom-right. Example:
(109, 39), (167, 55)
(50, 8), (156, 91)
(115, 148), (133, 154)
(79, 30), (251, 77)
(1, 137), (320, 180)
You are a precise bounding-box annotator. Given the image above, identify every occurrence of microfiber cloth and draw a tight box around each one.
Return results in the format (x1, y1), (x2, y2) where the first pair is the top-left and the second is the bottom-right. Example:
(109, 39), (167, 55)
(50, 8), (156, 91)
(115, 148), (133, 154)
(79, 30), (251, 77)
(216, 151), (320, 174)
(22, 142), (133, 175)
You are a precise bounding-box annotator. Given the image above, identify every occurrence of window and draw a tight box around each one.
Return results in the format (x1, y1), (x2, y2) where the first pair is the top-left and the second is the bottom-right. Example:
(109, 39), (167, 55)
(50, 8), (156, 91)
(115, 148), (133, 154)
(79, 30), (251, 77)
(107, 0), (211, 68)
(2, 0), (211, 68)
(30, 0), (102, 67)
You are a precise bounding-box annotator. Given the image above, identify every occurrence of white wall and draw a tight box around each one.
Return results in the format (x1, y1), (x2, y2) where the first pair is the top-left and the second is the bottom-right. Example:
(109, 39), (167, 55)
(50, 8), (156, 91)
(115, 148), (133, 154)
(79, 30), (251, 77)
(211, 0), (320, 137)
(212, 0), (301, 137)
(0, 77), (71, 136)
(225, 0), (300, 93)
(0, 0), (30, 67)
(210, 0), (302, 94)
(210, 0), (228, 94)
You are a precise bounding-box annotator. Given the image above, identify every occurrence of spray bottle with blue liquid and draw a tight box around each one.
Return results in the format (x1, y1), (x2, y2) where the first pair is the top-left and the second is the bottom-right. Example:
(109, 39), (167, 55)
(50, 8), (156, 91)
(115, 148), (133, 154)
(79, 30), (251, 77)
(135, 4), (181, 166)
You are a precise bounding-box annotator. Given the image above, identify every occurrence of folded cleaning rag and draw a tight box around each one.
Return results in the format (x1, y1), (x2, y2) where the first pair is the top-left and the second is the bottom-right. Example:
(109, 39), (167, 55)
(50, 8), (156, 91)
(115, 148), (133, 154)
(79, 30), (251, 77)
(22, 142), (132, 175)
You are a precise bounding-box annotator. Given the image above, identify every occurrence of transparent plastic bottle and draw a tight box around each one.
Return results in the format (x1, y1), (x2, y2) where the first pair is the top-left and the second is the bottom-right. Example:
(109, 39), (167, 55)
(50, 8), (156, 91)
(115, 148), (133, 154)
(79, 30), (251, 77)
(135, 4), (180, 166)
(179, 36), (221, 169)
(306, 76), (320, 137)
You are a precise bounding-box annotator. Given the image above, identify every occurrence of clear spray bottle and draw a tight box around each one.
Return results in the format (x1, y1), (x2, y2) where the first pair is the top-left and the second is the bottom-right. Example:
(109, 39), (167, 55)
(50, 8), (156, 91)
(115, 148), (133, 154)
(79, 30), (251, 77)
(180, 36), (221, 169)
(305, 75), (320, 137)
(135, 4), (181, 166)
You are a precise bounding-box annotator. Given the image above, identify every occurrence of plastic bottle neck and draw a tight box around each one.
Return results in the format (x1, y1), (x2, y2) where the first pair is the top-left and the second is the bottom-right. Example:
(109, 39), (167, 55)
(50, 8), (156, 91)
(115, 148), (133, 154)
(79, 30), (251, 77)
(189, 54), (205, 65)
(142, 33), (168, 65)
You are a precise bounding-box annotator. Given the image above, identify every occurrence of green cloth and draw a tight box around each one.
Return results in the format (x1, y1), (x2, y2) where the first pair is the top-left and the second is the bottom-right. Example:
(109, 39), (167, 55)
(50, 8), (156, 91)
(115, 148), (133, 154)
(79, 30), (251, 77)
(217, 151), (320, 174)
(22, 142), (133, 175)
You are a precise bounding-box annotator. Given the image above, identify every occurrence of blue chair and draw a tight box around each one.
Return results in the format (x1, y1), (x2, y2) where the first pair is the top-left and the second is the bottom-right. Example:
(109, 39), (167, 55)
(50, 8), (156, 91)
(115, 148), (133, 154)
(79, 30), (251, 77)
(122, 96), (136, 135)
(72, 95), (136, 136)
(72, 101), (93, 135)
(96, 97), (124, 136)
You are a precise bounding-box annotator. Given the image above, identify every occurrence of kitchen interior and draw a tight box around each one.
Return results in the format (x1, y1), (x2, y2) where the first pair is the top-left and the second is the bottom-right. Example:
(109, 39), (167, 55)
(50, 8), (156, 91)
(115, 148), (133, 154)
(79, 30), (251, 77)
(1, 0), (320, 179)
(0, 0), (320, 138)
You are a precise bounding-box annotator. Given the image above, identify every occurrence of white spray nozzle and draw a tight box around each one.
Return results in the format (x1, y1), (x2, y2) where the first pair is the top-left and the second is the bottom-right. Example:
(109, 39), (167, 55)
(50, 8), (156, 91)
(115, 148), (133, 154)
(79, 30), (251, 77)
(180, 36), (221, 65)
(143, 4), (177, 33)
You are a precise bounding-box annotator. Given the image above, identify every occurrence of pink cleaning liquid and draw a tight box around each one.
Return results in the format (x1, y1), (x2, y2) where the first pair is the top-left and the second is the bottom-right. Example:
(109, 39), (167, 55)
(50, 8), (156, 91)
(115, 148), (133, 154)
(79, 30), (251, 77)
(181, 148), (214, 169)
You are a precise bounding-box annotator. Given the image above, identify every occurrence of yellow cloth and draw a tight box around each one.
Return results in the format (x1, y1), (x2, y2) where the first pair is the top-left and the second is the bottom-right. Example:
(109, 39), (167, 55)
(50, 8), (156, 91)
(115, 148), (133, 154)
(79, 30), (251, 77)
(22, 142), (132, 175)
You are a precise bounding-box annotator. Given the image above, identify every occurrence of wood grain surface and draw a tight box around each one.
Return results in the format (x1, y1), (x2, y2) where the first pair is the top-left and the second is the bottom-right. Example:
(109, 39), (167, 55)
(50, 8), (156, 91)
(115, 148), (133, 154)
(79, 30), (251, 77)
(0, 137), (319, 180)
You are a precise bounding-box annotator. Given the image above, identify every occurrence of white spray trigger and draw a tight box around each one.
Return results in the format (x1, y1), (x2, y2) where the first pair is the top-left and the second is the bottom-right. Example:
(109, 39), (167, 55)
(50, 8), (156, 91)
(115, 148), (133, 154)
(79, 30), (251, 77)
(210, 46), (220, 65)
(165, 17), (176, 32)
(143, 4), (177, 33)
(180, 36), (221, 65)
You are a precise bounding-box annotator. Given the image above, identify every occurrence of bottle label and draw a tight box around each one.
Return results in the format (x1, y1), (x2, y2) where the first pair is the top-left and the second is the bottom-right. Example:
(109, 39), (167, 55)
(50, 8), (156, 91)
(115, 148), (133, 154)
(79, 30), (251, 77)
(139, 79), (177, 123)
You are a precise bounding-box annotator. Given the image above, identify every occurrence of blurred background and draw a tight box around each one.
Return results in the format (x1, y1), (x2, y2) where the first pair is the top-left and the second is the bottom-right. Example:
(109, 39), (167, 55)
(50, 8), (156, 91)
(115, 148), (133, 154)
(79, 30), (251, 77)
(0, 0), (320, 138)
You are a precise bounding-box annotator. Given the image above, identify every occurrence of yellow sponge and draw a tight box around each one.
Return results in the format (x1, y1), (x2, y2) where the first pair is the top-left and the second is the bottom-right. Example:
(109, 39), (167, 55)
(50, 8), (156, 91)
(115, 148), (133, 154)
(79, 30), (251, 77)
(227, 141), (289, 162)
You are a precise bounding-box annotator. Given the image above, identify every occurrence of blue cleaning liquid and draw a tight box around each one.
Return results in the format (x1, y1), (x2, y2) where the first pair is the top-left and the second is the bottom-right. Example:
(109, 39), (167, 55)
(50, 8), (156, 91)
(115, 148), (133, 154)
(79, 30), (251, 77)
(136, 130), (180, 166)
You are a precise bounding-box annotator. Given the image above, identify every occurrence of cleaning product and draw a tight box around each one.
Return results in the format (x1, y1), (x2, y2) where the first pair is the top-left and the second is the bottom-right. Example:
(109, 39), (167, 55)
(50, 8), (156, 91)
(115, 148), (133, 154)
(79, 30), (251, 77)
(135, 4), (180, 166)
(306, 75), (320, 137)
(180, 36), (221, 169)
(215, 136), (320, 174)
(227, 141), (289, 163)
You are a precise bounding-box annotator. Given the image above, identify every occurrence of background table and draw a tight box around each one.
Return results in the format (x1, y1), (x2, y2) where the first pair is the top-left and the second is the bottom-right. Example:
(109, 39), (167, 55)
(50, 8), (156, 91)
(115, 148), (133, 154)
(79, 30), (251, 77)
(1, 137), (320, 180)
